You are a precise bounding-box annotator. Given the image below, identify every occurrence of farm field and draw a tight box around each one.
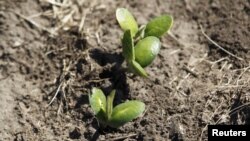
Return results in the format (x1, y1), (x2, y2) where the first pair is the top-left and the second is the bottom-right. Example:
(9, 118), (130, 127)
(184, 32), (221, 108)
(0, 0), (249, 140)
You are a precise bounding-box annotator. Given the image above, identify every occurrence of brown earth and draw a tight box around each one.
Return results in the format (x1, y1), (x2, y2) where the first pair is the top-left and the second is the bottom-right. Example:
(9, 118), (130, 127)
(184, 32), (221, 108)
(0, 0), (249, 140)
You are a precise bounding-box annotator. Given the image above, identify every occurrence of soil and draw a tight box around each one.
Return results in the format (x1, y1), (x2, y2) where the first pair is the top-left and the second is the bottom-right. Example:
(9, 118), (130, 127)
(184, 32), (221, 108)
(0, 0), (249, 141)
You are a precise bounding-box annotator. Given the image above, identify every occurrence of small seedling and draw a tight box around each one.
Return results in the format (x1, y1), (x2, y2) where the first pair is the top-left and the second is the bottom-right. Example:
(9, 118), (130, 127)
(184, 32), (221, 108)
(89, 88), (145, 128)
(116, 8), (173, 77)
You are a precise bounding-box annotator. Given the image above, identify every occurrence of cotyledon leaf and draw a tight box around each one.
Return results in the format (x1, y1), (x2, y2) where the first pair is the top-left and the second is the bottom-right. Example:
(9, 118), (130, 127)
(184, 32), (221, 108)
(108, 100), (145, 128)
(122, 30), (135, 61)
(89, 88), (106, 115)
(129, 60), (148, 78)
(134, 36), (161, 68)
(116, 8), (138, 37)
(144, 15), (173, 38)
(106, 90), (116, 120)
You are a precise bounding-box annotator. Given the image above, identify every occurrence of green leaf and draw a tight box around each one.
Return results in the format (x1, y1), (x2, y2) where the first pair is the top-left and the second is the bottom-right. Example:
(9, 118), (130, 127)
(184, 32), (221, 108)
(108, 100), (145, 128)
(106, 90), (116, 120)
(134, 36), (161, 68)
(144, 15), (173, 38)
(129, 60), (148, 77)
(116, 8), (138, 37)
(89, 88), (106, 115)
(122, 30), (135, 61)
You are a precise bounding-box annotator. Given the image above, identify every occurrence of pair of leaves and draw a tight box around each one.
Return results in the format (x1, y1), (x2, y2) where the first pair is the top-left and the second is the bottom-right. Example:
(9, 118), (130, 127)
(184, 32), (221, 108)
(116, 8), (173, 77)
(122, 30), (161, 67)
(89, 88), (145, 128)
(122, 30), (148, 77)
(116, 8), (173, 38)
(122, 30), (161, 77)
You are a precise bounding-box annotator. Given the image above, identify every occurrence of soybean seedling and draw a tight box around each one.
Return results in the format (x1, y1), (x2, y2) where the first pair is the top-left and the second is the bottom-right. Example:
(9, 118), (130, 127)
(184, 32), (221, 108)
(89, 88), (145, 128)
(116, 8), (173, 77)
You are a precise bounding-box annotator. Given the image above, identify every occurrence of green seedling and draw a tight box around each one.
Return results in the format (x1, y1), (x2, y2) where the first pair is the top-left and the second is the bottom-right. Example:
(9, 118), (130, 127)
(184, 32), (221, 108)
(89, 88), (145, 128)
(116, 8), (173, 77)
